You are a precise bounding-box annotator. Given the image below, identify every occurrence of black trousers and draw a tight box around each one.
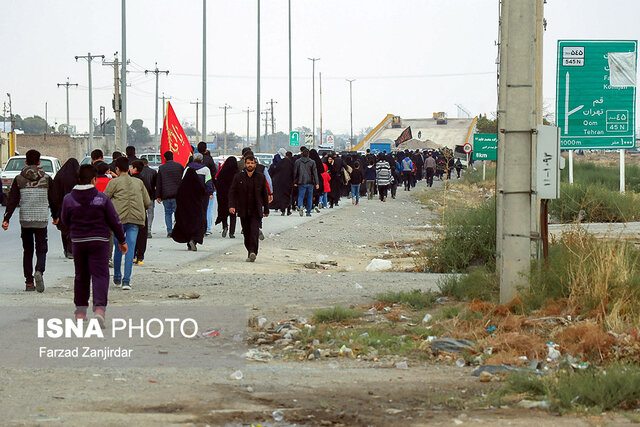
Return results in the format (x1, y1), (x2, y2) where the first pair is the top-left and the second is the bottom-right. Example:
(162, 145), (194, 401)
(378, 185), (388, 201)
(221, 213), (237, 236)
(402, 172), (412, 190)
(57, 222), (72, 255)
(135, 214), (148, 260)
(21, 227), (48, 284)
(426, 168), (435, 187)
(239, 215), (260, 256)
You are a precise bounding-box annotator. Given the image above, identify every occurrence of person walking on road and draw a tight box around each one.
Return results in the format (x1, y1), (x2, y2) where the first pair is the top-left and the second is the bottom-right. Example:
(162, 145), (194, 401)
(197, 142), (217, 235)
(228, 154), (270, 262)
(175, 153), (213, 251)
(50, 157), (80, 259)
(104, 157), (150, 290)
(138, 158), (157, 237)
(156, 151), (184, 238)
(375, 154), (393, 202)
(425, 153), (436, 187)
(214, 156), (239, 238)
(401, 152), (414, 191)
(365, 159), (376, 200)
(60, 164), (127, 328)
(2, 149), (57, 292)
(293, 149), (318, 217)
(131, 160), (151, 265)
(349, 161), (363, 205)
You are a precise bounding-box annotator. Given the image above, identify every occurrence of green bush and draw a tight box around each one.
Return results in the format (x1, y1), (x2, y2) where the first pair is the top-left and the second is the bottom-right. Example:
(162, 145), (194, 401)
(424, 199), (496, 272)
(375, 289), (438, 309)
(550, 183), (640, 223)
(560, 161), (640, 193)
(461, 164), (496, 185)
(313, 306), (362, 323)
(438, 268), (499, 302)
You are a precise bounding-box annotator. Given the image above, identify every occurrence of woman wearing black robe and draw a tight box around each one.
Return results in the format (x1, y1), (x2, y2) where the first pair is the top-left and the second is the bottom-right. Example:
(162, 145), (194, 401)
(214, 156), (239, 238)
(51, 158), (79, 258)
(171, 168), (207, 249)
(270, 153), (294, 215)
(309, 149), (324, 210)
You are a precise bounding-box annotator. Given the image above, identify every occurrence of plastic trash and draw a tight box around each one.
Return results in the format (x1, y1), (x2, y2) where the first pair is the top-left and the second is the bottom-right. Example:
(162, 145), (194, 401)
(422, 314), (433, 324)
(395, 361), (409, 369)
(456, 358), (466, 368)
(430, 338), (474, 353)
(230, 370), (243, 380)
(196, 268), (214, 272)
(272, 410), (284, 422)
(257, 317), (267, 328)
(355, 283), (363, 289)
(546, 342), (561, 362)
(366, 259), (393, 271)
(201, 329), (220, 338)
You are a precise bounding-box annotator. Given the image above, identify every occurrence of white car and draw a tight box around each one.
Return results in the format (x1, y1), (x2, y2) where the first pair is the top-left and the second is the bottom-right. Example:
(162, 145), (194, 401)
(139, 153), (162, 170)
(1, 155), (62, 203)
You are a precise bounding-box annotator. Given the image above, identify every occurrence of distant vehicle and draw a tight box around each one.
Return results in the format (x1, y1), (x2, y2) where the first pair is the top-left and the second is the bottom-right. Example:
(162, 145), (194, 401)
(253, 153), (275, 167)
(1, 155), (61, 204)
(139, 153), (162, 170)
(80, 156), (113, 165)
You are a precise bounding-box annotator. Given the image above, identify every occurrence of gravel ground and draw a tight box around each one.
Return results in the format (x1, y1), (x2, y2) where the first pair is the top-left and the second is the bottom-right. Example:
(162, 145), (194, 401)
(0, 180), (628, 425)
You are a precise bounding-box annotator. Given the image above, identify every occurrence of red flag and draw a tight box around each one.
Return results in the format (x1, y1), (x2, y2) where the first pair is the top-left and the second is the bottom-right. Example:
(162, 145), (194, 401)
(161, 102), (191, 167)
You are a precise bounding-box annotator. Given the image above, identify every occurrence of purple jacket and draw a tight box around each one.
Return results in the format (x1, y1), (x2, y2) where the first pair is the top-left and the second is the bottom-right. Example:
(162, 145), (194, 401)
(61, 185), (126, 244)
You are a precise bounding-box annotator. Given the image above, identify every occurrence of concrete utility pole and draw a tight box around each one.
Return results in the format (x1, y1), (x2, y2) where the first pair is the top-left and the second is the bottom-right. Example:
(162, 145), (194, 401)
(202, 0), (207, 143)
(256, 0), (261, 152)
(496, 0), (544, 303)
(220, 104), (232, 155)
(308, 58), (320, 149)
(145, 63), (169, 154)
(243, 107), (254, 148)
(161, 92), (171, 123)
(191, 99), (201, 142)
(75, 52), (105, 152)
(102, 54), (121, 152)
(346, 79), (355, 150)
(121, 0), (128, 150)
(268, 99), (277, 152)
(56, 77), (78, 135)
(288, 0), (292, 136)
(262, 110), (269, 145)
(6, 93), (14, 133)
(319, 72), (323, 146)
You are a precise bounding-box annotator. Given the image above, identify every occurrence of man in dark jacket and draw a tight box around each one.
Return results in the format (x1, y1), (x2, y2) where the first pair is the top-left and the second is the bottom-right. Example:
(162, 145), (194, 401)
(61, 164), (127, 327)
(125, 145), (139, 165)
(139, 158), (157, 237)
(109, 151), (123, 174)
(197, 141), (217, 235)
(156, 151), (184, 237)
(228, 154), (269, 262)
(2, 149), (57, 292)
(293, 149), (318, 216)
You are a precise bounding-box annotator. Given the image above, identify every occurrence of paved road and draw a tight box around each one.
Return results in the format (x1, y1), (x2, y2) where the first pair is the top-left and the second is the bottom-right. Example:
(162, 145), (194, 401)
(0, 200), (344, 294)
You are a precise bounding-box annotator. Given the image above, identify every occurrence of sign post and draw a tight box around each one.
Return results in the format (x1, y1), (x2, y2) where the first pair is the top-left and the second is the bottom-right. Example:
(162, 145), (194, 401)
(556, 40), (637, 192)
(473, 133), (498, 181)
(289, 130), (300, 147)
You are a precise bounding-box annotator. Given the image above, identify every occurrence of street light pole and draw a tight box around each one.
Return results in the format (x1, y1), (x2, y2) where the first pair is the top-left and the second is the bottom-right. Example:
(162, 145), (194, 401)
(243, 108), (254, 148)
(202, 0), (207, 143)
(346, 79), (356, 150)
(256, 0), (261, 152)
(288, 0), (292, 136)
(121, 0), (128, 149)
(308, 57), (320, 149)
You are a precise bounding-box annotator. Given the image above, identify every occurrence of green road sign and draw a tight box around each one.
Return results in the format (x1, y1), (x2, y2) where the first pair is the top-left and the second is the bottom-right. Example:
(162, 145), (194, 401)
(556, 40), (637, 149)
(289, 130), (300, 146)
(473, 133), (497, 161)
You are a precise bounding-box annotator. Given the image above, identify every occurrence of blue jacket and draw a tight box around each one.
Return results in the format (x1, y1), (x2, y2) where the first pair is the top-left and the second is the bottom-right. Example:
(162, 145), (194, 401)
(185, 162), (214, 195)
(365, 165), (376, 181)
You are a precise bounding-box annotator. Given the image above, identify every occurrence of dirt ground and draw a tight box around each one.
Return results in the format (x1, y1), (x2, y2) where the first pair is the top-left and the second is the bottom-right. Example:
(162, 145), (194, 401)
(0, 179), (633, 426)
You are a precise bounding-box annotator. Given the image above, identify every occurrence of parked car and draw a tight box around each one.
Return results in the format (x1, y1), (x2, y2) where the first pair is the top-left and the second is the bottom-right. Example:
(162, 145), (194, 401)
(139, 153), (162, 170)
(253, 153), (275, 167)
(80, 155), (113, 165)
(1, 155), (61, 204)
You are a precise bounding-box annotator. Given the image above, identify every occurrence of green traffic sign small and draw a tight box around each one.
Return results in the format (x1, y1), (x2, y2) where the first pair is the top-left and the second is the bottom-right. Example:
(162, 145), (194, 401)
(289, 131), (300, 146)
(473, 134), (497, 161)
(556, 40), (637, 149)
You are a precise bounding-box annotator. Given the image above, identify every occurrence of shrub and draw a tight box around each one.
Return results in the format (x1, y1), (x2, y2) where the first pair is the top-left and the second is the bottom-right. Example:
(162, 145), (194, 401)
(560, 161), (640, 193)
(423, 199), (496, 272)
(375, 289), (438, 309)
(313, 306), (362, 323)
(437, 268), (499, 302)
(550, 183), (640, 223)
(461, 164), (496, 185)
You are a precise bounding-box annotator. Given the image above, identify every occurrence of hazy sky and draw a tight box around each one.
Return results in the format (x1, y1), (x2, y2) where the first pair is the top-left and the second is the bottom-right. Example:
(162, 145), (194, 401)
(2, 0), (640, 138)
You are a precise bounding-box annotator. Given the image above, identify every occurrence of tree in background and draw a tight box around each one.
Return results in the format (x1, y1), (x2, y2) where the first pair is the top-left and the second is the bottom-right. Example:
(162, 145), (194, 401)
(128, 119), (152, 143)
(476, 114), (498, 134)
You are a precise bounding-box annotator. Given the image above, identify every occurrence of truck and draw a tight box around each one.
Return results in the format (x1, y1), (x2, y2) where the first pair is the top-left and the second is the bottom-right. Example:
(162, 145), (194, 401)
(369, 142), (392, 154)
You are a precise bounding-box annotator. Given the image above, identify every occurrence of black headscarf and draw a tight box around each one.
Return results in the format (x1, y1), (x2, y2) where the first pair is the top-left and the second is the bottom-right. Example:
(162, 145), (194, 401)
(215, 157), (239, 224)
(51, 158), (80, 211)
(309, 149), (324, 193)
(171, 168), (207, 244)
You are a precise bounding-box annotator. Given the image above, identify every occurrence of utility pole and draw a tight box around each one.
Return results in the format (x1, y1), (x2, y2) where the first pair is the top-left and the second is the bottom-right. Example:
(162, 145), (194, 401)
(308, 57), (320, 149)
(75, 52), (105, 152)
(57, 78), (78, 135)
(45, 102), (48, 139)
(243, 107), (254, 148)
(99, 106), (106, 135)
(161, 92), (171, 125)
(319, 72), (323, 146)
(288, 0), (292, 136)
(103, 54), (121, 152)
(496, 0), (544, 303)
(202, 0), (207, 143)
(145, 62), (169, 154)
(220, 104), (232, 155)
(121, 0), (128, 150)
(346, 79), (355, 150)
(262, 110), (269, 145)
(191, 99), (201, 142)
(256, 0), (261, 152)
(268, 99), (277, 152)
(6, 93), (14, 133)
